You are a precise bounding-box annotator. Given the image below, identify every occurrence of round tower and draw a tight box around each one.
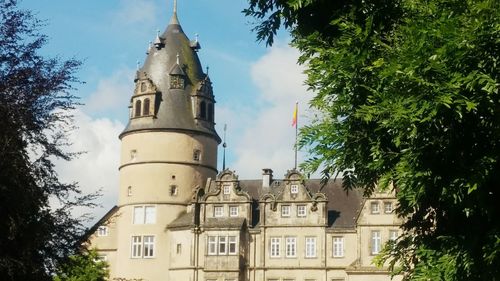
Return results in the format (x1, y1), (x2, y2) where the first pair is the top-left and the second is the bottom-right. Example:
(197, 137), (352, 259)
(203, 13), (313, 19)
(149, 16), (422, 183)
(113, 4), (219, 280)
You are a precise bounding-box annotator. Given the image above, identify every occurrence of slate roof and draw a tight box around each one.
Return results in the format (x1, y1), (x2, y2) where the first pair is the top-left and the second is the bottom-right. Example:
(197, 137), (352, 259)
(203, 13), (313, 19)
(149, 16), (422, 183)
(120, 12), (219, 142)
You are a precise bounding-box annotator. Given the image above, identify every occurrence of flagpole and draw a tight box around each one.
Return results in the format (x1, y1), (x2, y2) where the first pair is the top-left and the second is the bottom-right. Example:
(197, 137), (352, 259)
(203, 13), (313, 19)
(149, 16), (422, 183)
(294, 102), (298, 170)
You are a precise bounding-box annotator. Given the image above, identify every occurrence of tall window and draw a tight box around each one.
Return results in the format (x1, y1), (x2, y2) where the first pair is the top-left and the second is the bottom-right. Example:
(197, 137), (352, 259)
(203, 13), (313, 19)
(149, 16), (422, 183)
(270, 237), (280, 257)
(143, 98), (150, 115)
(333, 236), (344, 257)
(170, 185), (178, 196)
(228, 236), (237, 254)
(370, 202), (380, 214)
(223, 184), (231, 194)
(208, 236), (217, 255)
(297, 205), (307, 217)
(193, 149), (201, 161)
(135, 100), (142, 117)
(208, 103), (214, 122)
(305, 237), (317, 258)
(133, 206), (156, 224)
(200, 101), (206, 119)
(131, 235), (155, 258)
(371, 231), (381, 254)
(218, 236), (227, 254)
(127, 186), (132, 196)
(214, 206), (224, 217)
(281, 205), (291, 217)
(285, 237), (297, 257)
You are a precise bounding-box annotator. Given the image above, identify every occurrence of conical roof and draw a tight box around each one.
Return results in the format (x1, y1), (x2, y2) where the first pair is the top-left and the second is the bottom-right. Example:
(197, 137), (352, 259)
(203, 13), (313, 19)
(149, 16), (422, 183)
(120, 10), (220, 143)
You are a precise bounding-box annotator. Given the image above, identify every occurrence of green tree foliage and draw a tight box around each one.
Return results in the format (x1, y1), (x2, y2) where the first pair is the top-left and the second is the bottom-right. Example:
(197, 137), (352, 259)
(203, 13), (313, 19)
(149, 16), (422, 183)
(0, 0), (97, 280)
(245, 0), (500, 280)
(53, 250), (108, 281)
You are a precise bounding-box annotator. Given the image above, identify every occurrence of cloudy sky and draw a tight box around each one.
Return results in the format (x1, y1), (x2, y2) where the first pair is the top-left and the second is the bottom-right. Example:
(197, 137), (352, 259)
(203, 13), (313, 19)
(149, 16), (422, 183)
(22, 0), (314, 221)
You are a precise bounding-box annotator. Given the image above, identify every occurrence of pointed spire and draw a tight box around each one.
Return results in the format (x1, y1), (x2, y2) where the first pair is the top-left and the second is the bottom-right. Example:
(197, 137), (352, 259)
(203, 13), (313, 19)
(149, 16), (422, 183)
(169, 0), (180, 25)
(154, 29), (163, 49)
(222, 124), (227, 170)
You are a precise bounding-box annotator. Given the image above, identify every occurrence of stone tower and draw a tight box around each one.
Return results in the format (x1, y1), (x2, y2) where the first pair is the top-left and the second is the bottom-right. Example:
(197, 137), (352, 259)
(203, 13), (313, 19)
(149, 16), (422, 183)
(112, 3), (220, 280)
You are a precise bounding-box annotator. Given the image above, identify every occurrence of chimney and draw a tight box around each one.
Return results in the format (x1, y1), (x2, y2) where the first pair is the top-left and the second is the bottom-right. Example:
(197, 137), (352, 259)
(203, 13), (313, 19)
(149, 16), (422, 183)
(262, 168), (273, 188)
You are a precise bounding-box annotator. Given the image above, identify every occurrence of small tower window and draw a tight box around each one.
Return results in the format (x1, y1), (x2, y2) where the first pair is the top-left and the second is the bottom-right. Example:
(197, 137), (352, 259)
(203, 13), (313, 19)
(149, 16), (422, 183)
(193, 149), (201, 161)
(127, 186), (132, 196)
(208, 103), (214, 122)
(130, 149), (137, 161)
(140, 82), (147, 92)
(143, 98), (150, 116)
(135, 100), (142, 117)
(170, 185), (178, 196)
(200, 101), (206, 119)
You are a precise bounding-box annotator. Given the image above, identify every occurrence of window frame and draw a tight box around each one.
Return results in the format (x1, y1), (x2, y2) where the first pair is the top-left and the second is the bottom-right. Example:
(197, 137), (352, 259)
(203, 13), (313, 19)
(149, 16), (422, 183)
(297, 205), (307, 217)
(371, 230), (381, 255)
(223, 184), (231, 195)
(281, 205), (291, 217)
(270, 237), (281, 258)
(229, 206), (238, 217)
(290, 184), (299, 194)
(213, 206), (224, 217)
(305, 236), (317, 258)
(332, 236), (344, 257)
(285, 236), (297, 258)
(143, 235), (155, 258)
(370, 202), (380, 214)
(131, 236), (142, 258)
(384, 201), (393, 213)
(97, 226), (108, 237)
(228, 236), (238, 255)
(207, 236), (217, 255)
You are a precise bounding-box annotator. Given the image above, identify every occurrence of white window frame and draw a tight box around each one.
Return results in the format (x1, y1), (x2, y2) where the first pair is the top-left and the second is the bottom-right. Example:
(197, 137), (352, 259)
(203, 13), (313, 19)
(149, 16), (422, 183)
(228, 236), (238, 255)
(223, 184), (231, 194)
(305, 237), (317, 258)
(370, 202), (380, 214)
(371, 230), (381, 254)
(218, 236), (227, 255)
(290, 184), (299, 194)
(143, 235), (155, 258)
(97, 226), (108, 237)
(285, 237), (297, 258)
(214, 206), (224, 217)
(208, 236), (217, 255)
(229, 206), (238, 217)
(131, 236), (142, 258)
(144, 206), (156, 224)
(384, 201), (393, 213)
(270, 237), (281, 258)
(389, 230), (398, 241)
(297, 205), (307, 217)
(133, 206), (145, 224)
(332, 236), (344, 257)
(281, 205), (291, 217)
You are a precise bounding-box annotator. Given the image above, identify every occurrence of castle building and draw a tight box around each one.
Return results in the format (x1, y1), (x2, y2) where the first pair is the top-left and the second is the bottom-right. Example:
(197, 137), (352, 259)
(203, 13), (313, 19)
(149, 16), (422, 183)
(87, 4), (402, 281)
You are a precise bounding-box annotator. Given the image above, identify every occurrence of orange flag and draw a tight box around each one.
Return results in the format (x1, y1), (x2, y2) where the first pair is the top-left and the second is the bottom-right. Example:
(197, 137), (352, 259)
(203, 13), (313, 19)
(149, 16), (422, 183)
(292, 102), (298, 127)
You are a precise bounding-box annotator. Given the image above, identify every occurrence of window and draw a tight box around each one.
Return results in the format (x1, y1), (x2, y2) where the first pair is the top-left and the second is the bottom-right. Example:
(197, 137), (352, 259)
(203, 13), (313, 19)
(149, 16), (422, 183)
(208, 235), (238, 255)
(193, 149), (201, 161)
(389, 230), (398, 241)
(285, 237), (297, 257)
(228, 236), (237, 254)
(370, 202), (380, 214)
(170, 75), (184, 89)
(297, 205), (307, 217)
(384, 202), (393, 213)
(143, 236), (155, 258)
(176, 243), (182, 254)
(133, 206), (156, 224)
(143, 98), (150, 115)
(270, 237), (280, 257)
(96, 255), (107, 262)
(208, 103), (214, 122)
(218, 236), (227, 254)
(135, 100), (142, 117)
(200, 101), (206, 119)
(371, 231), (381, 254)
(130, 149), (137, 161)
(223, 184), (231, 194)
(140, 82), (146, 92)
(281, 205), (291, 217)
(131, 236), (142, 258)
(214, 206), (224, 217)
(290, 184), (299, 194)
(97, 226), (108, 237)
(208, 236), (217, 255)
(229, 206), (238, 217)
(305, 237), (317, 258)
(170, 185), (178, 196)
(127, 186), (132, 196)
(333, 237), (344, 257)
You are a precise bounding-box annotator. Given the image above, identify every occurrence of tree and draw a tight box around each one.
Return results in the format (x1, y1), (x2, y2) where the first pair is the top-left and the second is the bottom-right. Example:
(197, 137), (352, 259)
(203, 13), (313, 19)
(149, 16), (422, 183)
(245, 0), (500, 280)
(0, 0), (97, 280)
(53, 249), (108, 281)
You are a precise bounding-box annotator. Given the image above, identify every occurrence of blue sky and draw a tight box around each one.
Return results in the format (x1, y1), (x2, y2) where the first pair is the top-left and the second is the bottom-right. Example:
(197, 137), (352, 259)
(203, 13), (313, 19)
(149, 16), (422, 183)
(20, 0), (313, 220)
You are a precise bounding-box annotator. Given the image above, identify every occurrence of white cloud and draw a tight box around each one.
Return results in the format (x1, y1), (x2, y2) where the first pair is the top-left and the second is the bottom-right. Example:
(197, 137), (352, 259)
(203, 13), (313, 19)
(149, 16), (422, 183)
(54, 109), (124, 223)
(85, 67), (134, 116)
(221, 44), (314, 179)
(113, 0), (158, 26)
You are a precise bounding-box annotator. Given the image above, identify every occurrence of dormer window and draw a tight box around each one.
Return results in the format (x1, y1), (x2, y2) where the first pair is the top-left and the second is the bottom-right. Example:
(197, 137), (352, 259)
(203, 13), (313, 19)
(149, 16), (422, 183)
(200, 101), (206, 119)
(143, 99), (150, 116)
(208, 103), (214, 122)
(140, 82), (147, 92)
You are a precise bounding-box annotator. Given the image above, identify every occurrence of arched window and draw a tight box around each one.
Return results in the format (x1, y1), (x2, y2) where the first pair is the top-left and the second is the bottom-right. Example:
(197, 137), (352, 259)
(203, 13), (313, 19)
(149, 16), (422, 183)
(200, 101), (206, 119)
(208, 103), (214, 122)
(143, 98), (150, 116)
(135, 100), (142, 117)
(140, 82), (146, 92)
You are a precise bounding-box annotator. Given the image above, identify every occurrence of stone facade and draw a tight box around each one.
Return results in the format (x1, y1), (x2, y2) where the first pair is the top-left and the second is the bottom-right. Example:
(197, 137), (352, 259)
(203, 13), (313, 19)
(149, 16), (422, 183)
(85, 4), (402, 281)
